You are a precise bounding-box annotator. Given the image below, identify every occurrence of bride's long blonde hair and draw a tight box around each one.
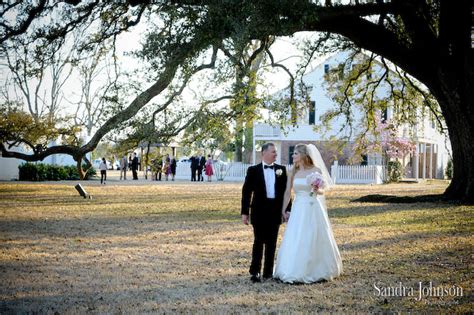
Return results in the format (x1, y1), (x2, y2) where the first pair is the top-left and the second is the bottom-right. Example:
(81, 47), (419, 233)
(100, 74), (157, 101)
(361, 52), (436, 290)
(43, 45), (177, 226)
(290, 144), (320, 180)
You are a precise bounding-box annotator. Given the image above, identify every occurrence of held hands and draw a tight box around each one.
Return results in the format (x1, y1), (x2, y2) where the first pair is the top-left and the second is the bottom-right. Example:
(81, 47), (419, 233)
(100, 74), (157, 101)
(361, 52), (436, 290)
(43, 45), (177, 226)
(282, 211), (290, 223)
(242, 214), (249, 225)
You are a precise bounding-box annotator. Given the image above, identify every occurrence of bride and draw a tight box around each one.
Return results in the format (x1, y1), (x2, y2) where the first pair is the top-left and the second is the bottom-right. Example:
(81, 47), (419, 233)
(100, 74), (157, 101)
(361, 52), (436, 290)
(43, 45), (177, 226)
(273, 143), (343, 283)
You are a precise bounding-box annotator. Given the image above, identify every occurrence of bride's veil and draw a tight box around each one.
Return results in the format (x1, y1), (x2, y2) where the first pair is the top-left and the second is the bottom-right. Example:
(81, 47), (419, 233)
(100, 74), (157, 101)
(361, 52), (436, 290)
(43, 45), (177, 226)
(306, 144), (333, 189)
(306, 144), (333, 212)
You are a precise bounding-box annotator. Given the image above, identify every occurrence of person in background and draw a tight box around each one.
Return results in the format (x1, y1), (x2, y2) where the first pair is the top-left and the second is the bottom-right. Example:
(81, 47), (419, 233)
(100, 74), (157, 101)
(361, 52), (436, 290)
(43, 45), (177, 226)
(132, 153), (139, 180)
(170, 156), (177, 181)
(120, 154), (128, 180)
(198, 154), (206, 181)
(163, 159), (171, 181)
(157, 155), (163, 181)
(150, 158), (158, 181)
(205, 154), (214, 182)
(190, 154), (198, 181)
(128, 155), (133, 171)
(99, 157), (108, 185)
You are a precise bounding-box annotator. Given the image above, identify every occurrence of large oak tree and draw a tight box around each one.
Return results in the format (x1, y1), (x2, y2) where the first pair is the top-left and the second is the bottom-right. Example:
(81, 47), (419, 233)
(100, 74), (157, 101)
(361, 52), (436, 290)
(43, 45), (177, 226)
(0, 0), (472, 202)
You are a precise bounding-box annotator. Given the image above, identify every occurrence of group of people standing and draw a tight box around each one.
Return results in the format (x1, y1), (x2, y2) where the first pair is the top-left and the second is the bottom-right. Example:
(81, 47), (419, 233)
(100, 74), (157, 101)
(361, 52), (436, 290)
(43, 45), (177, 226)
(189, 154), (214, 182)
(118, 153), (139, 180)
(151, 154), (177, 181)
(100, 152), (215, 183)
(116, 152), (177, 181)
(97, 154), (138, 184)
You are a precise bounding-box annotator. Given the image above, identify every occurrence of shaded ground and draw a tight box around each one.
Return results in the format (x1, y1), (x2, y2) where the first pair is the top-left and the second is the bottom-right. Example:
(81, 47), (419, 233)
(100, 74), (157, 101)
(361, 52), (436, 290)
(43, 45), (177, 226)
(0, 180), (472, 313)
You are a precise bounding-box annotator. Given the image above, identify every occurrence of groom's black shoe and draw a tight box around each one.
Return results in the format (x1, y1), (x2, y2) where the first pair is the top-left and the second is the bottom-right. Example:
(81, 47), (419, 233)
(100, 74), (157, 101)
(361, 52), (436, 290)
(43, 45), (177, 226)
(250, 274), (261, 283)
(262, 274), (273, 281)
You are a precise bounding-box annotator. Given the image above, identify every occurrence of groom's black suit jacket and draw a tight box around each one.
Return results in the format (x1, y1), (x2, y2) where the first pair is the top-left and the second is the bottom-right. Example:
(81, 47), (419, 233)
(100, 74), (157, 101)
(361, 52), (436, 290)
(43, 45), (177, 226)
(241, 163), (287, 226)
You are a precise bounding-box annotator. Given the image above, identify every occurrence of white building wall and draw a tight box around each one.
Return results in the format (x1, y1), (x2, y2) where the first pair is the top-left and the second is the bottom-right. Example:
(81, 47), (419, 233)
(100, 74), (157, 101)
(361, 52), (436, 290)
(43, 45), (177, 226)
(255, 51), (452, 179)
(0, 145), (26, 181)
(0, 156), (21, 180)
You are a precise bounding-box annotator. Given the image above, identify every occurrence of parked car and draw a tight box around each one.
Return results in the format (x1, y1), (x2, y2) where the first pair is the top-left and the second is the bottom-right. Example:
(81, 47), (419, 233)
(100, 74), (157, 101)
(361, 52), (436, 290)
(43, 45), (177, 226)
(113, 160), (120, 170)
(178, 157), (190, 163)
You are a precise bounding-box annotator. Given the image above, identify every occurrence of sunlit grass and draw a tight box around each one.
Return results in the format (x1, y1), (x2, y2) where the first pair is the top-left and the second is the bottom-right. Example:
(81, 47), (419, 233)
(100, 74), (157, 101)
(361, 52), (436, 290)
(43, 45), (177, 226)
(0, 180), (472, 313)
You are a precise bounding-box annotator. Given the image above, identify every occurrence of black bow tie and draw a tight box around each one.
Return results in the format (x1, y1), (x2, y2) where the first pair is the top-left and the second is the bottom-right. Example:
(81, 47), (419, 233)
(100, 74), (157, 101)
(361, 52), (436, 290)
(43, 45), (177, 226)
(264, 165), (274, 169)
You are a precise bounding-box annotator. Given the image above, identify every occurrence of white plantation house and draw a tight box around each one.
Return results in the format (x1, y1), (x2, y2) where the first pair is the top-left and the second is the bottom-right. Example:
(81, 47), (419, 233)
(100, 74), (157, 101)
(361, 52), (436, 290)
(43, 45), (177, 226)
(251, 51), (451, 184)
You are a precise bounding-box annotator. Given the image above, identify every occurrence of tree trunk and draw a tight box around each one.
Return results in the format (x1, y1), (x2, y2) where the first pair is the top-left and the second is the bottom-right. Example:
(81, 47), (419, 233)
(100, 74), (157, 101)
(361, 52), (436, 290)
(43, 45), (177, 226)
(444, 132), (474, 203)
(432, 0), (473, 203)
(243, 123), (253, 164)
(432, 68), (474, 203)
(234, 120), (243, 162)
(144, 142), (151, 180)
(75, 155), (85, 180)
(434, 90), (474, 203)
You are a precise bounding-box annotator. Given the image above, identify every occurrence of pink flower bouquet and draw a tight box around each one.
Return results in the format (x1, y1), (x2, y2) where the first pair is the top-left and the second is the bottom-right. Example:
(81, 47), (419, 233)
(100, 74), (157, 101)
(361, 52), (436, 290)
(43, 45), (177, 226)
(306, 172), (326, 196)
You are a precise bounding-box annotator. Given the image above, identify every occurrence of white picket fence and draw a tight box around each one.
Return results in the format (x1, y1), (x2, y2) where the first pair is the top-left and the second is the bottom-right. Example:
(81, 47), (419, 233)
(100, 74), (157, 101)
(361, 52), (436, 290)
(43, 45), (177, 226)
(175, 161), (387, 184)
(331, 161), (386, 184)
(174, 162), (254, 182)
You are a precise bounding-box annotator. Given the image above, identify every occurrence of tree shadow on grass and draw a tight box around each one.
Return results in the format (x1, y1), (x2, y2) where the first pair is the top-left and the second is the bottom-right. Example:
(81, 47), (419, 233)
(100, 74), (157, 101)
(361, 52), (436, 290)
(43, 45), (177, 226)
(0, 244), (470, 313)
(339, 230), (462, 253)
(0, 214), (240, 241)
(0, 273), (313, 313)
(328, 202), (449, 219)
(351, 194), (467, 204)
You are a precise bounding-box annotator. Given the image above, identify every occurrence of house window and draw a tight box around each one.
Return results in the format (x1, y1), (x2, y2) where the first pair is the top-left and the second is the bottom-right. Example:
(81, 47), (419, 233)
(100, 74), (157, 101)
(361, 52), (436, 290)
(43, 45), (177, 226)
(361, 154), (368, 166)
(309, 101), (315, 125)
(324, 64), (329, 74)
(289, 146), (295, 165)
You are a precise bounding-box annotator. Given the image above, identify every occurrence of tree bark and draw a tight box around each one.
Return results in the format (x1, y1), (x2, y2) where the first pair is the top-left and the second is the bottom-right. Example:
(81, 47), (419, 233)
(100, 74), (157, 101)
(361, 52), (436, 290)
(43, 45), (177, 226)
(234, 120), (243, 162)
(144, 141), (151, 180)
(432, 78), (474, 203)
(74, 154), (85, 180)
(430, 0), (474, 203)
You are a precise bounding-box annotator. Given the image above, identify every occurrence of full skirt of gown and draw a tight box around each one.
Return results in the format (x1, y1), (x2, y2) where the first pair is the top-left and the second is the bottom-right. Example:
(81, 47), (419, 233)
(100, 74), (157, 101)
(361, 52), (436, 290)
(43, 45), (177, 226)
(273, 178), (343, 283)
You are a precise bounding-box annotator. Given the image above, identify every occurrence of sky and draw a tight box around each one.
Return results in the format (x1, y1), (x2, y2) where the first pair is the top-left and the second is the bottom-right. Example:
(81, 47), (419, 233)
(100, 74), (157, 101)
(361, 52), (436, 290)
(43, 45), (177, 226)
(0, 10), (331, 139)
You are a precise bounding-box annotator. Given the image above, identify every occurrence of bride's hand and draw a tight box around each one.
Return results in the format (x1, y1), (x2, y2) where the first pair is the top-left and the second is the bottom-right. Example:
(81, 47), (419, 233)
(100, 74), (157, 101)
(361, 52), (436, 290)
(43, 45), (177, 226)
(282, 211), (290, 222)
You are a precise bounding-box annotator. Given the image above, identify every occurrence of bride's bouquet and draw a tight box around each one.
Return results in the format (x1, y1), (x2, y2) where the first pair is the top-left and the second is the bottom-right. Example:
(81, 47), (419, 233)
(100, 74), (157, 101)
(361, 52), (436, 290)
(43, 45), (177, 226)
(306, 172), (327, 196)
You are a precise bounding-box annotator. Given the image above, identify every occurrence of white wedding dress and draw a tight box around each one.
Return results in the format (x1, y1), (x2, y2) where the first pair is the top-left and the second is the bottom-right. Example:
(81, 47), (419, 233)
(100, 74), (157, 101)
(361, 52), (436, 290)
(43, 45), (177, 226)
(274, 177), (343, 283)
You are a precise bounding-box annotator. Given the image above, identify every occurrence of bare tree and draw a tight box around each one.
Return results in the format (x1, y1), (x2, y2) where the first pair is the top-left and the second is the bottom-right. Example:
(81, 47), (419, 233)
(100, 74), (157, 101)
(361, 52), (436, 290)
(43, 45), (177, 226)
(1, 40), (74, 121)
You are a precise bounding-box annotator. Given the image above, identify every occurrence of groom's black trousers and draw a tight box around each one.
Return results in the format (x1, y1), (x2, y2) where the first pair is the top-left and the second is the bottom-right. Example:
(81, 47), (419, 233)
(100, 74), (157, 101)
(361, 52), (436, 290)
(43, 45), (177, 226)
(250, 224), (279, 277)
(249, 199), (280, 277)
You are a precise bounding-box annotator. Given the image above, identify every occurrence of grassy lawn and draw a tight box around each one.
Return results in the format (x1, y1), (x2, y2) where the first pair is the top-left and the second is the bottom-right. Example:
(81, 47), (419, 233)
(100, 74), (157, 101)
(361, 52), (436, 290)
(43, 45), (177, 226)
(0, 180), (472, 313)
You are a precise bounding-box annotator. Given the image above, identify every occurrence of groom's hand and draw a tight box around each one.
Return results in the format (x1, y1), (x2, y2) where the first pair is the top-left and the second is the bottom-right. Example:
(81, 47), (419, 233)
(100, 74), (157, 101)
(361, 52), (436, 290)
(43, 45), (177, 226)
(242, 215), (249, 225)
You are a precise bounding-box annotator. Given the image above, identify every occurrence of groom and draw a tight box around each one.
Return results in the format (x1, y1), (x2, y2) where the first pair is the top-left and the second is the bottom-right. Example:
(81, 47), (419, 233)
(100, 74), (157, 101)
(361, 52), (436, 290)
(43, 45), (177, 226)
(241, 142), (287, 283)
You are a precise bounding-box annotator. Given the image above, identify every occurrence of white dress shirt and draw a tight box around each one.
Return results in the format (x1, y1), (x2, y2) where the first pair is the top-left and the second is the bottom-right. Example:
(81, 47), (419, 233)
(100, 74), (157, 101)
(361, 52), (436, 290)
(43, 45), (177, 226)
(262, 162), (276, 199)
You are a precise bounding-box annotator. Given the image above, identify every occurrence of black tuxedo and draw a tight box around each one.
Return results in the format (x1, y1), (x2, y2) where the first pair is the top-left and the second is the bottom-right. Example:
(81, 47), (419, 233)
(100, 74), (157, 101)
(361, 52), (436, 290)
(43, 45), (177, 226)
(241, 163), (287, 277)
(197, 156), (206, 181)
(131, 156), (139, 180)
(190, 156), (199, 181)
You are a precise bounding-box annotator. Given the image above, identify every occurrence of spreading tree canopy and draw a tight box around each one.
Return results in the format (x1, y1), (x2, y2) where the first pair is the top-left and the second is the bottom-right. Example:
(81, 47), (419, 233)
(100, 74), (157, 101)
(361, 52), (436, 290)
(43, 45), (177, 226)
(0, 0), (472, 202)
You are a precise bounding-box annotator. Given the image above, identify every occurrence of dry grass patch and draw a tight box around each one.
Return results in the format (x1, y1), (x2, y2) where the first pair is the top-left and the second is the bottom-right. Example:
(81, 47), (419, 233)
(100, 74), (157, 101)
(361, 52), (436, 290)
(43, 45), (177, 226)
(0, 180), (472, 313)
